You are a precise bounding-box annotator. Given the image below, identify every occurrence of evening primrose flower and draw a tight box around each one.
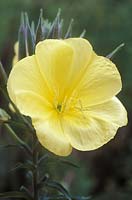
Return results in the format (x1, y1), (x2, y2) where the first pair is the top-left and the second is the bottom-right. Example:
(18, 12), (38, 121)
(7, 38), (127, 156)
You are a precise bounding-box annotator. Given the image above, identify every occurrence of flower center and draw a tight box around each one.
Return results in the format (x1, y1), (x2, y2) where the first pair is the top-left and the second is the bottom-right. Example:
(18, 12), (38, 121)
(54, 93), (79, 114)
(56, 104), (62, 113)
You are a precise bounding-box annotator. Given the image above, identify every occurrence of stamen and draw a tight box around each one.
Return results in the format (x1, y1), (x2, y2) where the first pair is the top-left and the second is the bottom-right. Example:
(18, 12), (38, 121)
(74, 99), (88, 120)
(57, 104), (62, 112)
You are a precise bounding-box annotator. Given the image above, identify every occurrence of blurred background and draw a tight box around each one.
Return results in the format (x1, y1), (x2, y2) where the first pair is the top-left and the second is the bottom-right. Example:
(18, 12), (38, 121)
(0, 0), (132, 199)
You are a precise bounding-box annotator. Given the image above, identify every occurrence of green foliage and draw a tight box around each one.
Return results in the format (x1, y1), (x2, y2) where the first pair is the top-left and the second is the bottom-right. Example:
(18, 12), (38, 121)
(0, 0), (131, 107)
(18, 9), (85, 61)
(0, 9), (90, 200)
(0, 191), (31, 199)
(0, 1), (131, 199)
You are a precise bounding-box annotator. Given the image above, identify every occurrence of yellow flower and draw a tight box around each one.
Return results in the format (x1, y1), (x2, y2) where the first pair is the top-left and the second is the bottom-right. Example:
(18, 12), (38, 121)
(12, 41), (19, 66)
(7, 38), (127, 156)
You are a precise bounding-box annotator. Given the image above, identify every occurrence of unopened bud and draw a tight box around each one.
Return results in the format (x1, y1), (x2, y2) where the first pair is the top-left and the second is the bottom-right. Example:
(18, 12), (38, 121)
(0, 108), (10, 123)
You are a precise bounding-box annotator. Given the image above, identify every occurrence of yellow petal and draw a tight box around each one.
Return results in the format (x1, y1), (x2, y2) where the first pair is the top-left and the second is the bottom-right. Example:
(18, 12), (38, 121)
(86, 97), (127, 126)
(7, 38), (127, 156)
(7, 55), (52, 105)
(75, 54), (122, 106)
(35, 38), (92, 101)
(35, 39), (73, 101)
(62, 97), (127, 151)
(33, 112), (72, 156)
(64, 38), (92, 80)
(15, 91), (52, 120)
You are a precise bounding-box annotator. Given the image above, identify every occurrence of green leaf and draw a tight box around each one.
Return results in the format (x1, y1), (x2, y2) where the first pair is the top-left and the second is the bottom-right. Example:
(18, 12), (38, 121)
(9, 161), (35, 173)
(76, 197), (91, 200)
(48, 155), (79, 168)
(64, 19), (74, 39)
(38, 154), (49, 165)
(38, 173), (49, 188)
(0, 191), (30, 199)
(41, 19), (51, 39)
(0, 144), (21, 148)
(36, 9), (43, 44)
(80, 30), (86, 38)
(9, 162), (25, 172)
(58, 158), (79, 168)
(24, 12), (34, 55)
(52, 9), (62, 39)
(30, 21), (36, 50)
(20, 186), (33, 200)
(106, 43), (125, 59)
(18, 9), (84, 54)
(47, 9), (63, 39)
(45, 180), (72, 200)
(18, 12), (27, 60)
(40, 196), (91, 200)
(0, 61), (7, 86)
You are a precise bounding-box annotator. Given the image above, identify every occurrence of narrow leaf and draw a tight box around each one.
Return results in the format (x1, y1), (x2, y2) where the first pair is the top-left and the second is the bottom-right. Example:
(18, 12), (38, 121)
(36, 9), (43, 43)
(38, 154), (49, 165)
(45, 180), (72, 200)
(24, 12), (34, 55)
(0, 191), (30, 199)
(9, 161), (35, 172)
(0, 144), (21, 148)
(64, 19), (74, 39)
(52, 9), (62, 39)
(59, 158), (79, 168)
(47, 9), (62, 39)
(80, 30), (86, 38)
(30, 21), (36, 51)
(41, 19), (51, 39)
(106, 43), (125, 59)
(38, 173), (49, 188)
(40, 196), (91, 200)
(0, 61), (7, 86)
(20, 186), (33, 200)
(18, 12), (26, 60)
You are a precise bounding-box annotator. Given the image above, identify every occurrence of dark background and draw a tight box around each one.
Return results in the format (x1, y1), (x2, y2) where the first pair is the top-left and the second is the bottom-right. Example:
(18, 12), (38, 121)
(0, 0), (132, 199)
